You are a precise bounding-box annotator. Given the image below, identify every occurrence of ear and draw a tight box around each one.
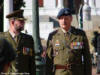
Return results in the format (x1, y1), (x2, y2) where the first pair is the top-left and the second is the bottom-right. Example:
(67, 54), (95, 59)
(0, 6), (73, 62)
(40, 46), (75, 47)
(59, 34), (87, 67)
(11, 20), (15, 25)
(10, 19), (15, 25)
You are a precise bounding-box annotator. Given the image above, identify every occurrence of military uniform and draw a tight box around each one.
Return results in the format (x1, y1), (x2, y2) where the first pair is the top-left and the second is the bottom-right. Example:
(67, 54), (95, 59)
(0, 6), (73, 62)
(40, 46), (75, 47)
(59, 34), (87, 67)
(96, 34), (100, 73)
(46, 27), (92, 75)
(0, 31), (35, 75)
(0, 9), (35, 75)
(0, 38), (16, 73)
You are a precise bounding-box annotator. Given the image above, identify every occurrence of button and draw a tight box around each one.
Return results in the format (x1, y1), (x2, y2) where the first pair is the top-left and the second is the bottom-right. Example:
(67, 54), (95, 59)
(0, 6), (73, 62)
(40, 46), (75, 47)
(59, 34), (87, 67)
(66, 59), (68, 62)
(16, 69), (18, 72)
(16, 62), (18, 64)
(16, 55), (18, 57)
(16, 48), (18, 51)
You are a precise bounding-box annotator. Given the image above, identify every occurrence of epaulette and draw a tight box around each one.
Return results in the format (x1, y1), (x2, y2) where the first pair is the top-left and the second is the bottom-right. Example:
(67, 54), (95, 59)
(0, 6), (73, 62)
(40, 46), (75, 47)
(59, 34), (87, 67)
(47, 29), (58, 41)
(49, 29), (58, 37)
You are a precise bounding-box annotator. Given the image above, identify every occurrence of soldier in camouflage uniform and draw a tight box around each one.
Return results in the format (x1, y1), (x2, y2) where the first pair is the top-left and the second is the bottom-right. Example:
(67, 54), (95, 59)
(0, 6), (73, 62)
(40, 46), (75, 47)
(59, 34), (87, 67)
(0, 10), (35, 75)
(46, 8), (92, 75)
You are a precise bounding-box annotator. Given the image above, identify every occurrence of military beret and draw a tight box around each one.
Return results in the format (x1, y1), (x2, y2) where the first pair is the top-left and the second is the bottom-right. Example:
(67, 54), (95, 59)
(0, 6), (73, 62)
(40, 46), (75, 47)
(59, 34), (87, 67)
(0, 38), (16, 64)
(57, 8), (72, 19)
(6, 9), (26, 20)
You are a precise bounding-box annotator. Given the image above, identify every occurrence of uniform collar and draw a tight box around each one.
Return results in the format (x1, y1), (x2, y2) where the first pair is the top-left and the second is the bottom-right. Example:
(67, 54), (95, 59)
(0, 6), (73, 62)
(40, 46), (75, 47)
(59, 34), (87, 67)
(9, 30), (16, 38)
(9, 30), (20, 38)
(61, 27), (71, 34)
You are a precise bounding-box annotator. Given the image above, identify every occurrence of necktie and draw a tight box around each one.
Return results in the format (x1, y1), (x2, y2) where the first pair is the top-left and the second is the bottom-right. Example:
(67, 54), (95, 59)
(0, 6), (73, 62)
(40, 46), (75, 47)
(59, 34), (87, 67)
(64, 32), (69, 39)
(14, 35), (18, 43)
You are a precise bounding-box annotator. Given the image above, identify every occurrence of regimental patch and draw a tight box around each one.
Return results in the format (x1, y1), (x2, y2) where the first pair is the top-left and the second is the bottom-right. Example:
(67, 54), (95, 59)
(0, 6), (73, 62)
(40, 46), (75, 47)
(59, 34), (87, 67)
(55, 40), (60, 46)
(70, 42), (83, 49)
(23, 47), (30, 55)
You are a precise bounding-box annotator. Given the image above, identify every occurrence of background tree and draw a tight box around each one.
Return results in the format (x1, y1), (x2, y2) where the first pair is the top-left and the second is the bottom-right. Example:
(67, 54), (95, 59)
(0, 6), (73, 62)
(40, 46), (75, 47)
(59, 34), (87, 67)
(0, 0), (25, 32)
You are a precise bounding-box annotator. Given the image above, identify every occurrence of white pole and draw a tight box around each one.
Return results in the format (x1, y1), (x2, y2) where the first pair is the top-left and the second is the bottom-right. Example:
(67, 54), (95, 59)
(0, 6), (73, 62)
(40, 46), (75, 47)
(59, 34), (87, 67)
(4, 0), (13, 32)
(57, 0), (64, 8)
(89, 0), (97, 15)
(84, 0), (88, 4)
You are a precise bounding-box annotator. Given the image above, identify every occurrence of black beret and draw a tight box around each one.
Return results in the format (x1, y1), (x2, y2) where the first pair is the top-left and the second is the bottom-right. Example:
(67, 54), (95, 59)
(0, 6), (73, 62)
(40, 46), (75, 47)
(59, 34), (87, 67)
(57, 8), (72, 19)
(6, 9), (26, 20)
(0, 38), (16, 64)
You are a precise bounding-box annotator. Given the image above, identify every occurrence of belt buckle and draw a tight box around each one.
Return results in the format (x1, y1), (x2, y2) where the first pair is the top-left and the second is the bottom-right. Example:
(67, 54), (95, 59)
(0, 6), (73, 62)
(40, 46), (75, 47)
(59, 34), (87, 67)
(67, 64), (72, 70)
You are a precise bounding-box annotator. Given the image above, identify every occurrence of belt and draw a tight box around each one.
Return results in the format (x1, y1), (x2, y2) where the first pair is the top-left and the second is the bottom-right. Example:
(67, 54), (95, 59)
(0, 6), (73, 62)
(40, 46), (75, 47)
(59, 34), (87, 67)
(55, 64), (72, 70)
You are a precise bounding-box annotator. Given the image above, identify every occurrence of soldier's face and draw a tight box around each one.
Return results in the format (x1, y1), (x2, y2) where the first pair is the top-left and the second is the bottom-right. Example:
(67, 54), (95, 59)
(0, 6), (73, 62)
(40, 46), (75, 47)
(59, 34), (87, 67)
(58, 15), (72, 30)
(14, 20), (25, 32)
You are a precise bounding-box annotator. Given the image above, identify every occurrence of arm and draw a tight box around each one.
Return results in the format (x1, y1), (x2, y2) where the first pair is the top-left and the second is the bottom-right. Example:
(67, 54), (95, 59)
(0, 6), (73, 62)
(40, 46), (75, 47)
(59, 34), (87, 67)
(46, 34), (54, 75)
(29, 37), (36, 75)
(83, 32), (92, 75)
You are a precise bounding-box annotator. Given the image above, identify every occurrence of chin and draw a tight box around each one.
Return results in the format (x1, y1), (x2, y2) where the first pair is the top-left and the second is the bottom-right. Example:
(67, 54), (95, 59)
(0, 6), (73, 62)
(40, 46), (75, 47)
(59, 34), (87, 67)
(62, 26), (67, 28)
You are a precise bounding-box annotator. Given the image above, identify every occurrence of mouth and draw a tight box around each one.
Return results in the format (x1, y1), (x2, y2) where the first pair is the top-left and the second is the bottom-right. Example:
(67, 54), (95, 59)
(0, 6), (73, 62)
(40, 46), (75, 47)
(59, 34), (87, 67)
(17, 27), (24, 31)
(62, 24), (67, 26)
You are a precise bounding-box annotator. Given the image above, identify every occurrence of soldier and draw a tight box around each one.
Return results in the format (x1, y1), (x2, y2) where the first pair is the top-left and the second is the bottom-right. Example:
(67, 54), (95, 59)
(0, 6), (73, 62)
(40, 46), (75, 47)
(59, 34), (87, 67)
(91, 31), (99, 66)
(96, 33), (100, 74)
(46, 8), (92, 75)
(0, 38), (16, 73)
(91, 31), (99, 52)
(0, 10), (35, 75)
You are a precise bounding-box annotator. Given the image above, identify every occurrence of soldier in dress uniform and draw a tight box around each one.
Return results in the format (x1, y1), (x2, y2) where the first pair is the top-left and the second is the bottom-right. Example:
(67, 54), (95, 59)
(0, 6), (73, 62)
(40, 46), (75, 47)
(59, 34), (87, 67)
(0, 10), (35, 75)
(0, 38), (16, 73)
(96, 32), (100, 74)
(46, 8), (92, 75)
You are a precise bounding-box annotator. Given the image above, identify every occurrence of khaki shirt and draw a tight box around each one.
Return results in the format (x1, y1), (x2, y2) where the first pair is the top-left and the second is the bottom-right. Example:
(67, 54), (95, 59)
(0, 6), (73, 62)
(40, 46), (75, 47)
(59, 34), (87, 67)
(46, 27), (92, 75)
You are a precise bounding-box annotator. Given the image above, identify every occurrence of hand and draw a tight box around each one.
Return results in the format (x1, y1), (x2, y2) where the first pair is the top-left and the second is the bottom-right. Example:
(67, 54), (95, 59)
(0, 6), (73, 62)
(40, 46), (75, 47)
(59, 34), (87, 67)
(41, 50), (46, 58)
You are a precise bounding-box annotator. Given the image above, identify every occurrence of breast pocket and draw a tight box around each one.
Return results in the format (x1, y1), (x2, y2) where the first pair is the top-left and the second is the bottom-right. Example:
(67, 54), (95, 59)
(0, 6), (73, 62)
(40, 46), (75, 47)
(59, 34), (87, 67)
(53, 45), (64, 57)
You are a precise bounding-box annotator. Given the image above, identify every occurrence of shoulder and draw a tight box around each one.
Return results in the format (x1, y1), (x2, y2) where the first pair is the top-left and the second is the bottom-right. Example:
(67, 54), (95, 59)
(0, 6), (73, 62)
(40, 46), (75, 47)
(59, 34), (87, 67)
(49, 29), (58, 36)
(0, 32), (5, 35)
(48, 28), (59, 40)
(19, 33), (34, 49)
(0, 31), (8, 37)
(71, 26), (86, 36)
(20, 33), (34, 44)
(21, 33), (33, 39)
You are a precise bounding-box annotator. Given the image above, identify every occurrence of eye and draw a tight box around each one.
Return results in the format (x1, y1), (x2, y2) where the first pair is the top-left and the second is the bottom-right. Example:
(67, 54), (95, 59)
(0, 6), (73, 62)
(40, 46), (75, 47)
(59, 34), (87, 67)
(19, 20), (25, 23)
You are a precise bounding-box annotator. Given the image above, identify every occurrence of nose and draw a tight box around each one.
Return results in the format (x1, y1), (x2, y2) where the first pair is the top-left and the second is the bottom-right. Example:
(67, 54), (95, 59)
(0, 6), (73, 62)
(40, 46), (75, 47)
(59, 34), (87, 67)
(62, 18), (66, 22)
(20, 21), (25, 26)
(21, 21), (25, 24)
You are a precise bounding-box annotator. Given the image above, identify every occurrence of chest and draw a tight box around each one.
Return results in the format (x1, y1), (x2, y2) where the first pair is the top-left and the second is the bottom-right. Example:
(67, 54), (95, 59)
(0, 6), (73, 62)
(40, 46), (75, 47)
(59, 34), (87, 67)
(52, 34), (84, 57)
(6, 35), (33, 56)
